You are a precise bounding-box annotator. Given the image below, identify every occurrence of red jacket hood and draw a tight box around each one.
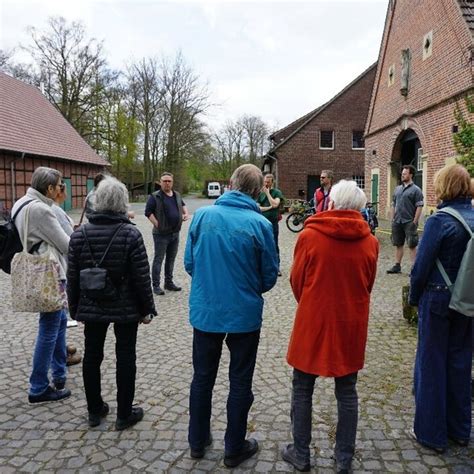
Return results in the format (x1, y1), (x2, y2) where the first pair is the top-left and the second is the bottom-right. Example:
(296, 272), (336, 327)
(304, 209), (371, 241)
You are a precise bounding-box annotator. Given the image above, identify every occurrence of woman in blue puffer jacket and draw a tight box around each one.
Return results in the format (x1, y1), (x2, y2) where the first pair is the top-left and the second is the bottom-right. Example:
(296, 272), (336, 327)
(409, 164), (474, 453)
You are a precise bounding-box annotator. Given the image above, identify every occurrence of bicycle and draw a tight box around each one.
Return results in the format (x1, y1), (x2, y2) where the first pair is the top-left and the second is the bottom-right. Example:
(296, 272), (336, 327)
(286, 200), (315, 233)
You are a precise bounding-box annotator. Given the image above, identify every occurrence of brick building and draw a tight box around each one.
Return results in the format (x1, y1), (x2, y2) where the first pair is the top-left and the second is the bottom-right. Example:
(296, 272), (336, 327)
(263, 63), (377, 200)
(0, 72), (108, 214)
(365, 0), (474, 218)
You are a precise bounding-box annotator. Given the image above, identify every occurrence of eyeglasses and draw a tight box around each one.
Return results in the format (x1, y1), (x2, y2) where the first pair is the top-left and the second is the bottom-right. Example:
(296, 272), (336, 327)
(321, 176), (328, 179)
(161, 180), (172, 183)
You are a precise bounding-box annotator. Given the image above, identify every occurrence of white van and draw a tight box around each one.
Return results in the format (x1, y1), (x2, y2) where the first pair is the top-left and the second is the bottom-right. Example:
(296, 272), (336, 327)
(207, 182), (221, 198)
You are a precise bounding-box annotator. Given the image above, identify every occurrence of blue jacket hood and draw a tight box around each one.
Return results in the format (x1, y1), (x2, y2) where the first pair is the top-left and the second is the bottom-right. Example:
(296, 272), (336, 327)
(214, 190), (260, 212)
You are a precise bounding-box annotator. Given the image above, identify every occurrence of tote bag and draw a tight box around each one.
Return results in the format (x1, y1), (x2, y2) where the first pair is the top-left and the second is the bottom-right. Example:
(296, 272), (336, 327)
(11, 204), (67, 313)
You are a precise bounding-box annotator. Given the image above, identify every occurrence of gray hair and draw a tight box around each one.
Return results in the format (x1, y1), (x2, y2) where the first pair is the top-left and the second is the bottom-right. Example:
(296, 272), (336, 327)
(31, 166), (62, 195)
(330, 180), (367, 210)
(94, 176), (129, 214)
(230, 164), (263, 200)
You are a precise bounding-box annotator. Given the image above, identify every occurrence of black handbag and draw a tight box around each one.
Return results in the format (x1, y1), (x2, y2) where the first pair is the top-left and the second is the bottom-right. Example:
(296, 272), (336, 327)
(80, 224), (124, 301)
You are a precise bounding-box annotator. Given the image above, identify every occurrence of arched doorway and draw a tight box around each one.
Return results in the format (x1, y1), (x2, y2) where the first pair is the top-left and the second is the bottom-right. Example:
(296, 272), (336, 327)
(391, 128), (423, 190)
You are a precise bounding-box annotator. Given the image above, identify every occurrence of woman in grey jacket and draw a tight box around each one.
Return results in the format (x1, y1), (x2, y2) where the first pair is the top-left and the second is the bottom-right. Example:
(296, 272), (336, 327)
(12, 167), (71, 404)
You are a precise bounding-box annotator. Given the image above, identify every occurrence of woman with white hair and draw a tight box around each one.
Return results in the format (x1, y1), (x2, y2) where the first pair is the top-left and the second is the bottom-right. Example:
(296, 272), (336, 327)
(282, 180), (379, 473)
(67, 176), (156, 430)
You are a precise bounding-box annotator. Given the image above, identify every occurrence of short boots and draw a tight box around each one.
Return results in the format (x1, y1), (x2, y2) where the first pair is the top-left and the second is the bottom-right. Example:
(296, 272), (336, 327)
(28, 386), (71, 404)
(387, 263), (401, 274)
(88, 402), (110, 427)
(281, 444), (310, 472)
(224, 438), (259, 468)
(164, 282), (181, 291)
(190, 434), (213, 459)
(115, 406), (144, 431)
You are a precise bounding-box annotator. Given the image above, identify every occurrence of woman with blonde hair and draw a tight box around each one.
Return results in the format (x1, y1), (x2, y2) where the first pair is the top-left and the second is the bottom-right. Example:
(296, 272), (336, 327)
(410, 164), (474, 452)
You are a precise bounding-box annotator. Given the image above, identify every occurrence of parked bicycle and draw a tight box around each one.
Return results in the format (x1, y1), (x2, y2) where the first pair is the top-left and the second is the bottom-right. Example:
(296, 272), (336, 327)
(286, 200), (315, 233)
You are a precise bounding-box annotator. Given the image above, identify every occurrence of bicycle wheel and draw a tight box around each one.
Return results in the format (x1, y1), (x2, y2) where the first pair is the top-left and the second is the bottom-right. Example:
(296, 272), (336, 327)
(286, 212), (304, 232)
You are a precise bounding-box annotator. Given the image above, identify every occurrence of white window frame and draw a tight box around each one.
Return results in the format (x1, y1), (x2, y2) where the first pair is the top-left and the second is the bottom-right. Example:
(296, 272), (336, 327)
(319, 130), (334, 150)
(417, 148), (424, 172)
(352, 175), (365, 189)
(352, 131), (365, 150)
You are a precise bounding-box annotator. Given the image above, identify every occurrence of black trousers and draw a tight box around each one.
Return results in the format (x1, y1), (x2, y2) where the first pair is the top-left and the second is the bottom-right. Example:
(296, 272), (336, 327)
(83, 321), (138, 419)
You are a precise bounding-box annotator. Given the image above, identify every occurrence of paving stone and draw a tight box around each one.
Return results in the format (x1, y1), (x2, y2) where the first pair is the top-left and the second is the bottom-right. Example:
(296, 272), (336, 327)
(0, 205), (473, 472)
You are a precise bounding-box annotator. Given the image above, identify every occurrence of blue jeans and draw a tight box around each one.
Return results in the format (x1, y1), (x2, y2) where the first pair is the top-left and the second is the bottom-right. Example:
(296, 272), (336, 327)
(152, 232), (179, 288)
(29, 309), (67, 396)
(291, 369), (358, 470)
(271, 221), (280, 266)
(414, 290), (472, 449)
(188, 328), (260, 455)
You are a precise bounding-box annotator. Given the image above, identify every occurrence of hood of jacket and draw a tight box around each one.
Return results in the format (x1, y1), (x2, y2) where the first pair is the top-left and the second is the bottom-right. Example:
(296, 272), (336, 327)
(214, 190), (260, 213)
(304, 209), (371, 241)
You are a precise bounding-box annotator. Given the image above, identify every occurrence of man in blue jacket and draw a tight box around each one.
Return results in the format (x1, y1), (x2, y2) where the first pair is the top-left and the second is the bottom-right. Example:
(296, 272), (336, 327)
(185, 164), (278, 467)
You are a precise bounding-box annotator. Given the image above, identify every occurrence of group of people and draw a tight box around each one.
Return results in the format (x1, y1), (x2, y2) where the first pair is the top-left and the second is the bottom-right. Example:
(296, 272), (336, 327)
(11, 160), (474, 472)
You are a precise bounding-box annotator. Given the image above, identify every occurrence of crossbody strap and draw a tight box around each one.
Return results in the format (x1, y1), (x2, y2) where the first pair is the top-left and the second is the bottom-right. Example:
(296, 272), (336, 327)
(435, 207), (474, 290)
(82, 224), (125, 267)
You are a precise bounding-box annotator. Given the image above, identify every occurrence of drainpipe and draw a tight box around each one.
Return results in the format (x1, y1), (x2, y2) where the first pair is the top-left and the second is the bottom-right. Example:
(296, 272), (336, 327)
(11, 152), (25, 205)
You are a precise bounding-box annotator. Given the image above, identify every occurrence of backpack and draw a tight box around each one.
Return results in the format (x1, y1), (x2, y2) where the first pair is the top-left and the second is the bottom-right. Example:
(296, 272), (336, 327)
(435, 207), (474, 317)
(0, 199), (34, 274)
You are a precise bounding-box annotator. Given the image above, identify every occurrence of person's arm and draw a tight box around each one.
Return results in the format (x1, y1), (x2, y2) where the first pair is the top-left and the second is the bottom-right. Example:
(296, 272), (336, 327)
(413, 206), (423, 225)
(182, 205), (190, 221)
(184, 213), (199, 276)
(144, 195), (159, 228)
(289, 233), (309, 302)
(34, 205), (70, 255)
(66, 233), (80, 319)
(259, 222), (278, 293)
(264, 188), (281, 209)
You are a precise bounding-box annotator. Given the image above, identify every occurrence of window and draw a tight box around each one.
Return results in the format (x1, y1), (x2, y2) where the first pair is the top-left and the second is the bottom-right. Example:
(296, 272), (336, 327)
(320, 130), (334, 149)
(352, 131), (365, 149)
(423, 31), (433, 60)
(417, 148), (424, 172)
(388, 64), (395, 86)
(353, 175), (365, 189)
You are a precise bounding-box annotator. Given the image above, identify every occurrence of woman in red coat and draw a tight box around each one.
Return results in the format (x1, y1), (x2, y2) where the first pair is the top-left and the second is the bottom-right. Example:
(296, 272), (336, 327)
(282, 180), (379, 473)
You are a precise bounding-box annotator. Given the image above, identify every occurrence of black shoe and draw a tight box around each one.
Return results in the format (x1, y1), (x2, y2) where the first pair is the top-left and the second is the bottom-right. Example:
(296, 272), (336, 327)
(410, 429), (445, 453)
(153, 287), (165, 295)
(28, 386), (71, 404)
(278, 270), (282, 277)
(337, 469), (349, 474)
(387, 263), (401, 274)
(115, 406), (144, 431)
(190, 434), (213, 459)
(164, 282), (181, 291)
(448, 436), (469, 447)
(53, 380), (65, 391)
(88, 402), (110, 428)
(224, 438), (259, 468)
(281, 444), (310, 472)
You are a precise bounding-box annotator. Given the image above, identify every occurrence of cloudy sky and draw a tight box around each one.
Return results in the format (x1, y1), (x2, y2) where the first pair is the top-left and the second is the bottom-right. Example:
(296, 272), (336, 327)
(0, 0), (388, 131)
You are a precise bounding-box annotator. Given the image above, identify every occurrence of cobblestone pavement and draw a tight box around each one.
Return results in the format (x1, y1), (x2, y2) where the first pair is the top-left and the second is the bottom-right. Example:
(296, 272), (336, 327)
(1, 199), (473, 473)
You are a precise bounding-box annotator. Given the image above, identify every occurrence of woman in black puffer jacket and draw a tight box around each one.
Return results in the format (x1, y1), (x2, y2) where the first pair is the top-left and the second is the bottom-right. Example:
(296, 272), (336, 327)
(67, 176), (156, 431)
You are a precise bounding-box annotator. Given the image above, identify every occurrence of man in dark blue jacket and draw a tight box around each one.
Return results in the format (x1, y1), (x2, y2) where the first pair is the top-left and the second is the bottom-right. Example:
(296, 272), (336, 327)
(185, 164), (278, 467)
(145, 172), (189, 295)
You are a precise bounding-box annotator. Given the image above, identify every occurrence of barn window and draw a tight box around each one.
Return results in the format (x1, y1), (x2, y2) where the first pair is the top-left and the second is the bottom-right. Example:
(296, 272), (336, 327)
(320, 130), (334, 149)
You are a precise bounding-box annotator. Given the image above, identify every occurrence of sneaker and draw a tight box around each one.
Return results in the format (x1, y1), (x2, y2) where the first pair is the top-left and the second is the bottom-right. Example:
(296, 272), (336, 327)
(66, 344), (77, 355)
(67, 320), (78, 328)
(281, 444), (310, 472)
(224, 438), (259, 468)
(164, 282), (181, 291)
(88, 402), (110, 427)
(28, 386), (71, 404)
(387, 263), (401, 274)
(115, 406), (144, 431)
(67, 353), (82, 366)
(153, 287), (165, 296)
(190, 433), (213, 459)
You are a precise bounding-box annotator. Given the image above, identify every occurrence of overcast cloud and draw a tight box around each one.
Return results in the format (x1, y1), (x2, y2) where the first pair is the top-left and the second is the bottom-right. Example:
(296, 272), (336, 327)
(0, 0), (388, 131)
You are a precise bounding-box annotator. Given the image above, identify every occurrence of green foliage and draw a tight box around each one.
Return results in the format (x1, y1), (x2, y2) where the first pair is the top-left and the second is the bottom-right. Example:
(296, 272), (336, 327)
(454, 95), (474, 176)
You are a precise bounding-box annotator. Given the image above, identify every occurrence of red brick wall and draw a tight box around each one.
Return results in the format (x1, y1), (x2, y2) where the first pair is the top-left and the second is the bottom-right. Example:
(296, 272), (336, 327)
(365, 0), (473, 217)
(0, 152), (103, 211)
(276, 65), (377, 199)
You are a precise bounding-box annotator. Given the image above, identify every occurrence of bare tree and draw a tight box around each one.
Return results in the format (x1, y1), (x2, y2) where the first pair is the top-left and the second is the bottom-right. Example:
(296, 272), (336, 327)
(240, 115), (269, 164)
(25, 16), (107, 138)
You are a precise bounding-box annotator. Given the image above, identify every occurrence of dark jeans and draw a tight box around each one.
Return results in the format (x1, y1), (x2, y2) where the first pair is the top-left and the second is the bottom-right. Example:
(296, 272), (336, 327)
(188, 328), (260, 455)
(152, 232), (179, 288)
(291, 369), (358, 470)
(83, 321), (138, 419)
(271, 220), (280, 266)
(414, 294), (472, 448)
